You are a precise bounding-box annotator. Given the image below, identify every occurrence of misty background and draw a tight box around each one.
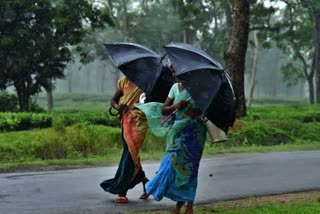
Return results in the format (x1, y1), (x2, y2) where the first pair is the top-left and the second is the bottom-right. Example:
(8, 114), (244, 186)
(51, 46), (307, 101)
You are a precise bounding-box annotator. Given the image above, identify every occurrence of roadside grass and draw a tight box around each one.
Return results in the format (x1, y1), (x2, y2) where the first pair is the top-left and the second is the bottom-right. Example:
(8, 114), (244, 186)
(0, 104), (319, 172)
(129, 191), (320, 214)
(205, 140), (320, 155)
(0, 125), (319, 172)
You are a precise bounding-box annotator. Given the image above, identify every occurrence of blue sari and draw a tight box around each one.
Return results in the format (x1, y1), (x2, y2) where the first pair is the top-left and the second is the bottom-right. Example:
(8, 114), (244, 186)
(136, 85), (206, 202)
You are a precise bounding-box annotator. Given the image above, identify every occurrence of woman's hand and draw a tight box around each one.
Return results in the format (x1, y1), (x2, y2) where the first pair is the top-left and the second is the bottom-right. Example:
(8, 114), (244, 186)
(174, 100), (189, 110)
(117, 104), (127, 113)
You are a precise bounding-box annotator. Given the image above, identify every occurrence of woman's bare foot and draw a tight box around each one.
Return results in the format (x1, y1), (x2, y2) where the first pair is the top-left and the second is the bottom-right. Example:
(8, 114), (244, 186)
(142, 177), (149, 192)
(115, 194), (128, 203)
(184, 202), (193, 214)
(171, 201), (185, 214)
(139, 177), (150, 200)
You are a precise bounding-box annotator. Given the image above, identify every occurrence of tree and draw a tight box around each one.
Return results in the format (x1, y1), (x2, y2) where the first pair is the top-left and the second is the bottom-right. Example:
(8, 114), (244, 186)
(171, 0), (201, 43)
(78, 0), (150, 84)
(270, 1), (316, 103)
(247, 31), (259, 107)
(300, 0), (320, 103)
(0, 0), (113, 111)
(224, 0), (250, 117)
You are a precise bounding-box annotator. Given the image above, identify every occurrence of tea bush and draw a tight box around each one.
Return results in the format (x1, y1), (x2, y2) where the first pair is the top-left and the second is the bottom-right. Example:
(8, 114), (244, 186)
(0, 112), (119, 132)
(0, 104), (319, 164)
(228, 121), (291, 146)
(0, 123), (122, 162)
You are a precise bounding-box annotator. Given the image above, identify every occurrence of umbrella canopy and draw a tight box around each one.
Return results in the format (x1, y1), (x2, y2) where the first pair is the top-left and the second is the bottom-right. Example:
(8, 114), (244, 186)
(145, 64), (175, 103)
(163, 42), (236, 133)
(104, 42), (163, 98)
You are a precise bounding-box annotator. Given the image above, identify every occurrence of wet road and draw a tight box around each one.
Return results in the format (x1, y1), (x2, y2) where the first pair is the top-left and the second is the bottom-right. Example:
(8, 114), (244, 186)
(1, 151), (320, 214)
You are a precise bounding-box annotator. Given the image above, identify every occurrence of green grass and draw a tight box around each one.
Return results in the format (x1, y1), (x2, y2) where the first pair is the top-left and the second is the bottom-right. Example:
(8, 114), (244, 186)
(204, 141), (320, 155)
(0, 104), (319, 172)
(35, 92), (112, 112)
(198, 201), (320, 214)
(0, 125), (319, 173)
(130, 200), (320, 214)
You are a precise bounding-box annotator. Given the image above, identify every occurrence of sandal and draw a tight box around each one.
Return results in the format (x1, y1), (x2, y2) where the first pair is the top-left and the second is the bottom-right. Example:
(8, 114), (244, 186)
(139, 191), (150, 200)
(115, 196), (128, 203)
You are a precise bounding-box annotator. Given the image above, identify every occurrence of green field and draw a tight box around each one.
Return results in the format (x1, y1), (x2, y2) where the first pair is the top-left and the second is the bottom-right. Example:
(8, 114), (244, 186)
(0, 94), (320, 172)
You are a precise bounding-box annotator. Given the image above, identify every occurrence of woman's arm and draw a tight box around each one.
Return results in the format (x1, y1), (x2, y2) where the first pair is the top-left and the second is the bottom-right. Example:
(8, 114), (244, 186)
(161, 97), (189, 115)
(110, 89), (127, 113)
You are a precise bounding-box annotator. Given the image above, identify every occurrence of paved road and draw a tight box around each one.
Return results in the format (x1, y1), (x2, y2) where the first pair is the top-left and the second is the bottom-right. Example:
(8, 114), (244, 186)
(1, 151), (320, 214)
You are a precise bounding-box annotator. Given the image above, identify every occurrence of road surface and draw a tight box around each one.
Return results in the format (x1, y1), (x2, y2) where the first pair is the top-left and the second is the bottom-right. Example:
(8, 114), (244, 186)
(1, 151), (320, 214)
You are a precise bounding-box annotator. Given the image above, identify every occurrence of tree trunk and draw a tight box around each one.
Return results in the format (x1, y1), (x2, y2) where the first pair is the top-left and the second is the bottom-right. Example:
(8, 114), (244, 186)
(225, 1), (233, 37)
(121, 0), (130, 42)
(247, 31), (259, 107)
(67, 71), (73, 93)
(224, 0), (250, 117)
(307, 76), (315, 104)
(46, 88), (54, 112)
(86, 70), (91, 91)
(100, 63), (106, 93)
(183, 28), (189, 43)
(315, 11), (320, 103)
(301, 0), (320, 102)
(15, 82), (30, 112)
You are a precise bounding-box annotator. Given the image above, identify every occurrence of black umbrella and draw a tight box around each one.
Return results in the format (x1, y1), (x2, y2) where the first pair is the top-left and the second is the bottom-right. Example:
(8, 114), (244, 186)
(104, 42), (165, 98)
(163, 42), (236, 133)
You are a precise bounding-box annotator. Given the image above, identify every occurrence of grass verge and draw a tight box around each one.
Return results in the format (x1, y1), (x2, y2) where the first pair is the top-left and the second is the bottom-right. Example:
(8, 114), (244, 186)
(129, 191), (320, 214)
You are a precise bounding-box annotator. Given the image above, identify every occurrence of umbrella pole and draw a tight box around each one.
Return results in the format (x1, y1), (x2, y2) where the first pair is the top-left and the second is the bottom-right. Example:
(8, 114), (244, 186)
(125, 87), (140, 105)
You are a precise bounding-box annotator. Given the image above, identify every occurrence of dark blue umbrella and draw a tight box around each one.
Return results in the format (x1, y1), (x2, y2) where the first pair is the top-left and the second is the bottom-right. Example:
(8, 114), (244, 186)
(104, 42), (173, 100)
(163, 42), (236, 133)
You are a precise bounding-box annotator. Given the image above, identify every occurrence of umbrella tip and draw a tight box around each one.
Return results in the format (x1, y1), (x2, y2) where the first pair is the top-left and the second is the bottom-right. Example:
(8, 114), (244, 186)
(160, 53), (167, 63)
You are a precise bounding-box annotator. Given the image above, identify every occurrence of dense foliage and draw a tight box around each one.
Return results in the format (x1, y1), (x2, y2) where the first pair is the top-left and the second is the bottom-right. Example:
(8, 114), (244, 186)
(0, 0), (114, 111)
(0, 91), (18, 112)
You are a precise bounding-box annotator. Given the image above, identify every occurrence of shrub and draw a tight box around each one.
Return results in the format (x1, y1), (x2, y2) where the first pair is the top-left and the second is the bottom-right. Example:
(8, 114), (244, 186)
(0, 112), (118, 132)
(0, 91), (18, 112)
(34, 137), (67, 160)
(68, 123), (99, 157)
(228, 121), (291, 146)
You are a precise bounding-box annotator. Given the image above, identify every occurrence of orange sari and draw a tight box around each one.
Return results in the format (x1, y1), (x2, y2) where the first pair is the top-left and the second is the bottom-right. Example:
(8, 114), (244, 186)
(118, 77), (148, 178)
(100, 77), (148, 195)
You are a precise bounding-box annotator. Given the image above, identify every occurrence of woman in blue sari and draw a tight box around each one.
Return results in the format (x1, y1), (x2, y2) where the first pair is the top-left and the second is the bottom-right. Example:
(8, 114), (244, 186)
(136, 69), (206, 214)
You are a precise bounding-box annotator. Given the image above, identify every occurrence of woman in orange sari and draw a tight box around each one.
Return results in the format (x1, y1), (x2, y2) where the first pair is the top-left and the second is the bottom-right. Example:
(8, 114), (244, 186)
(100, 76), (149, 203)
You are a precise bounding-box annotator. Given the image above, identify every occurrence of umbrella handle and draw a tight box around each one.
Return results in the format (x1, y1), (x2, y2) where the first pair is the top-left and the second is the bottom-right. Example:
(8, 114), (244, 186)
(160, 109), (177, 125)
(108, 87), (139, 117)
(108, 106), (120, 116)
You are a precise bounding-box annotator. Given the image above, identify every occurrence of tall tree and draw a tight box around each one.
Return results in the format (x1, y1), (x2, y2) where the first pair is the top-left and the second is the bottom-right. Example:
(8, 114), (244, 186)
(300, 0), (320, 103)
(247, 31), (259, 107)
(171, 0), (201, 43)
(270, 1), (316, 103)
(79, 0), (150, 84)
(224, 0), (250, 117)
(0, 0), (114, 111)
